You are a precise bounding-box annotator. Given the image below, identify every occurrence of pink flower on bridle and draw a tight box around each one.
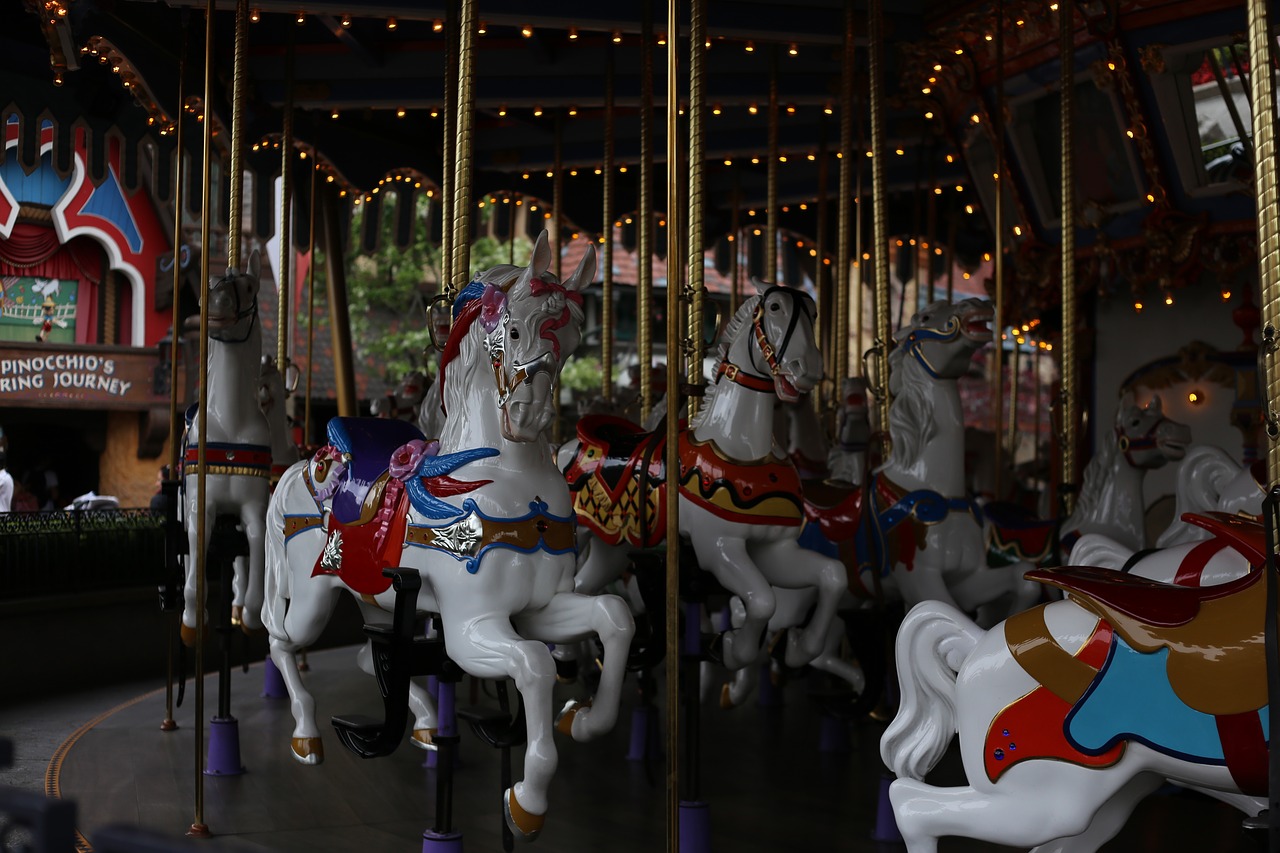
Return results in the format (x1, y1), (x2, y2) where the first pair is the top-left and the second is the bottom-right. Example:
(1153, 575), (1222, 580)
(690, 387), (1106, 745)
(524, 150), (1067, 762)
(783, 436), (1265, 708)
(530, 276), (582, 360)
(479, 284), (508, 333)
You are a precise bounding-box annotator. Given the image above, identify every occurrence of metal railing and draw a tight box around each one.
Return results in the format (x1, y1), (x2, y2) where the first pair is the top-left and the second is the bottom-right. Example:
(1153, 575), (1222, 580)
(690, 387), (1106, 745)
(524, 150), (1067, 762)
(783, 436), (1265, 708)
(0, 509), (168, 600)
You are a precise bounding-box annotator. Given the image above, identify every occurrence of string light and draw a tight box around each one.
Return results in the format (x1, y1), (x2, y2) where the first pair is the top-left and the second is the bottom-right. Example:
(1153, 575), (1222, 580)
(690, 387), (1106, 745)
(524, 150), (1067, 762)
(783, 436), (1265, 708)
(568, 26), (578, 40)
(788, 43), (798, 55)
(748, 104), (758, 115)
(432, 19), (444, 32)
(386, 17), (397, 30)
(396, 108), (406, 118)
(250, 8), (261, 23)
(498, 105), (507, 117)
(295, 10), (305, 25)
(477, 21), (487, 34)
(521, 25), (533, 38)
(612, 30), (622, 43)
(745, 41), (755, 52)
(340, 13), (351, 27)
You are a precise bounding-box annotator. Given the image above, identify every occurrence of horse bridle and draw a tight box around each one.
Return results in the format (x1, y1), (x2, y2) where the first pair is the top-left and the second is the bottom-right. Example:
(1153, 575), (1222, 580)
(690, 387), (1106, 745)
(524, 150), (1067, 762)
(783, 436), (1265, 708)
(483, 277), (564, 408)
(208, 270), (259, 344)
(900, 315), (964, 379)
(716, 286), (812, 393)
(1115, 414), (1165, 466)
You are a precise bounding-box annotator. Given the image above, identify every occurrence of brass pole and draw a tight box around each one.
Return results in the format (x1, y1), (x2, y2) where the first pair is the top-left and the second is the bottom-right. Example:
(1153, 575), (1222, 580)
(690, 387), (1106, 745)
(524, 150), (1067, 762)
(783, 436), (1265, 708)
(816, 119), (830, 409)
(638, 4), (654, 421)
(1034, 340), (1042, 471)
(945, 213), (956, 303)
(278, 30), (294, 372)
(852, 20), (865, 378)
(1248, 0), (1280, 484)
(441, 6), (457, 297)
(1007, 337), (1020, 460)
(188, 0), (216, 835)
(304, 155), (316, 444)
(664, 2), (683, 849)
(836, 1), (853, 388)
(687, 0), (706, 418)
(869, 0), (892, 438)
(228, 0), (248, 270)
(163, 18), (189, 737)
(452, 0), (476, 291)
(730, 170), (741, 316)
(766, 48), (779, 282)
(554, 115), (564, 280)
(993, 0), (1006, 501)
(602, 50), (616, 401)
(926, 171), (937, 304)
(1059, 0), (1079, 512)
(322, 186), (357, 415)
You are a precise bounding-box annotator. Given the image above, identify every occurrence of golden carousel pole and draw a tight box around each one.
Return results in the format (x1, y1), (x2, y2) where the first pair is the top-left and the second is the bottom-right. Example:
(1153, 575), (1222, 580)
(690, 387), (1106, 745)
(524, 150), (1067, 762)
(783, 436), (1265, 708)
(664, 1), (685, 848)
(602, 48), (616, 402)
(869, 0), (892, 443)
(835, 0), (852, 390)
(766, 48), (779, 283)
(441, 6), (457, 298)
(729, 171), (741, 316)
(452, 0), (477, 292)
(687, 0), (706, 419)
(992, 0), (1006, 500)
(638, 4), (655, 421)
(1249, 0), (1280, 487)
(304, 155), (316, 445)
(1059, 0), (1079, 514)
(229, 0), (248, 272)
(816, 121), (830, 414)
(162, 19), (189, 736)
(277, 28), (294, 371)
(187, 0), (217, 836)
(553, 115), (564, 442)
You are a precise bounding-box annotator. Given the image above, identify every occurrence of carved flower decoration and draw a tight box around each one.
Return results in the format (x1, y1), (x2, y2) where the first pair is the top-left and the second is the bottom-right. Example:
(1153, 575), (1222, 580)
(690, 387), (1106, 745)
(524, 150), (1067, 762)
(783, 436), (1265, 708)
(480, 284), (508, 333)
(389, 438), (441, 481)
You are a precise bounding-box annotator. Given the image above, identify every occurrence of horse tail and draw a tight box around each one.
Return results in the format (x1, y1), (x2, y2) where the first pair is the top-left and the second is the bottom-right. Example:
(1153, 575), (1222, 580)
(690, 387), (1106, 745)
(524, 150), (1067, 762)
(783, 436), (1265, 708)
(1067, 532), (1134, 570)
(879, 600), (983, 781)
(263, 461), (303, 641)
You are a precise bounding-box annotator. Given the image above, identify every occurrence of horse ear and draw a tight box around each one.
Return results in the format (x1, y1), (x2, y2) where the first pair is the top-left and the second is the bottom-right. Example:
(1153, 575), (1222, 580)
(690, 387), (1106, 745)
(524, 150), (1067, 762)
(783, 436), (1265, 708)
(246, 249), (261, 281)
(531, 231), (552, 279)
(751, 276), (772, 296)
(564, 243), (597, 292)
(1146, 394), (1163, 413)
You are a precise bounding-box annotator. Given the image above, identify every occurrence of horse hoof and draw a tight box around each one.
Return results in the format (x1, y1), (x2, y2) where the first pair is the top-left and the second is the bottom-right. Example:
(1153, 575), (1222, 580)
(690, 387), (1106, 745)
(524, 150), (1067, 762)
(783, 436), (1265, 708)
(719, 682), (736, 710)
(180, 622), (198, 648)
(555, 699), (591, 736)
(290, 737), (324, 765)
(503, 787), (544, 842)
(410, 728), (439, 751)
(230, 606), (243, 628)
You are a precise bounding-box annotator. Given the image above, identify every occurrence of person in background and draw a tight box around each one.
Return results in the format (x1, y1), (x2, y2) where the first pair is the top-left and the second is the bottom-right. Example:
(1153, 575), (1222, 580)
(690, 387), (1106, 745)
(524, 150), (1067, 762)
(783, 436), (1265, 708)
(0, 452), (13, 513)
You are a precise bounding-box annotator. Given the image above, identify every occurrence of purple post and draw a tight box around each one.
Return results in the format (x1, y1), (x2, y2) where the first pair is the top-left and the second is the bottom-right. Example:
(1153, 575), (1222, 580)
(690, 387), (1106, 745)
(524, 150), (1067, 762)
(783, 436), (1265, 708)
(678, 801), (711, 853)
(426, 680), (459, 769)
(683, 603), (703, 657)
(261, 658), (287, 699)
(427, 675), (440, 700)
(421, 830), (463, 852)
(871, 773), (902, 842)
(717, 606), (732, 632)
(204, 716), (246, 776)
(625, 705), (652, 762)
(755, 661), (783, 708)
(818, 713), (850, 753)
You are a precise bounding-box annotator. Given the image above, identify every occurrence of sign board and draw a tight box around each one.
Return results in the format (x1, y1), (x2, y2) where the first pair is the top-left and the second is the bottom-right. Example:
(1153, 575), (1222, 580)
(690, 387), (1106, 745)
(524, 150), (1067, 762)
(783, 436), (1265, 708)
(0, 342), (179, 410)
(0, 276), (78, 344)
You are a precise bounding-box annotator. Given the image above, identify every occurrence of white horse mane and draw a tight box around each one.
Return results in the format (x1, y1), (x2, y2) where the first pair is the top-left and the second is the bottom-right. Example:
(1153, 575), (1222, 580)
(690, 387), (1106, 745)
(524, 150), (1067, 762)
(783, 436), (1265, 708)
(1068, 416), (1121, 526)
(883, 343), (937, 471)
(690, 294), (762, 431)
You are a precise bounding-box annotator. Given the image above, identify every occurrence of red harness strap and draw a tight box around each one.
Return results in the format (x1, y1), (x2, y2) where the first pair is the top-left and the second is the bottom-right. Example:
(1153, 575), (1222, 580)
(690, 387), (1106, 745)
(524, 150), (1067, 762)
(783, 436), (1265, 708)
(716, 360), (774, 393)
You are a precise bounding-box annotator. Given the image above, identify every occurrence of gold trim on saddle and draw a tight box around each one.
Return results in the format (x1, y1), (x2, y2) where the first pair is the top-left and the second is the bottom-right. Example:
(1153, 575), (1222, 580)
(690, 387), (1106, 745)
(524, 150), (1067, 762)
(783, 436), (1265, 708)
(184, 463), (272, 479)
(283, 515), (324, 539)
(406, 511), (576, 558)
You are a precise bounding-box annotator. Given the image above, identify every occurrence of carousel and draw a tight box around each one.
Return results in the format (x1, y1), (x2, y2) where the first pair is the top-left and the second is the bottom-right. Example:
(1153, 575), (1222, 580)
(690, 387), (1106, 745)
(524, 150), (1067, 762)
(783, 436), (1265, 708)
(0, 0), (1276, 851)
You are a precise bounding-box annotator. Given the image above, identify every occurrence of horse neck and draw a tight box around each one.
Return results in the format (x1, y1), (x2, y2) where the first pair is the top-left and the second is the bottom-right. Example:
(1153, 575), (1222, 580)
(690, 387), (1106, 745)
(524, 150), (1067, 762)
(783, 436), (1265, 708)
(266, 405), (294, 462)
(203, 326), (270, 445)
(438, 377), (557, 477)
(883, 366), (966, 496)
(692, 379), (777, 460)
(1066, 452), (1146, 547)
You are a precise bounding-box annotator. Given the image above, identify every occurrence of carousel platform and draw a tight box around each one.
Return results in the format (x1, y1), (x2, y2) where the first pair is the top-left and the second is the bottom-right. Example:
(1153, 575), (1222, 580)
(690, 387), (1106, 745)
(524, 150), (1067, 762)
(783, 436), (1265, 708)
(2, 645), (1262, 853)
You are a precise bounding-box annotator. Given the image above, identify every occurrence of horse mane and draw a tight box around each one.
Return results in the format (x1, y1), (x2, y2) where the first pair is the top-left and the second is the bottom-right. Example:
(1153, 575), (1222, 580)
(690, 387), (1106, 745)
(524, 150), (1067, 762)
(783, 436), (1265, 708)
(690, 294), (761, 431)
(438, 317), (487, 449)
(883, 343), (936, 470)
(1069, 422), (1119, 524)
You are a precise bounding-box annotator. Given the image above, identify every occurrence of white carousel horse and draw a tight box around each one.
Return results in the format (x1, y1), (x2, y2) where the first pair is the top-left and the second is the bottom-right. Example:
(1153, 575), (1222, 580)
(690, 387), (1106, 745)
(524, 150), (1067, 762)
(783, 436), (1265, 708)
(565, 278), (848, 673)
(181, 251), (272, 645)
(985, 394), (1191, 566)
(263, 234), (634, 841)
(802, 299), (1042, 621)
(826, 376), (871, 485)
(372, 370), (429, 421)
(774, 396), (829, 480)
(1156, 444), (1264, 547)
(880, 511), (1267, 853)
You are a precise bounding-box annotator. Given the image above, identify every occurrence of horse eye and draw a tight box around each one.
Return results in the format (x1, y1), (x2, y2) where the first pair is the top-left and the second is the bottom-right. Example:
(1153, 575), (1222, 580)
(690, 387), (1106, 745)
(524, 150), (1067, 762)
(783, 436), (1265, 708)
(769, 302), (780, 311)
(1129, 419), (1140, 428)
(510, 328), (520, 340)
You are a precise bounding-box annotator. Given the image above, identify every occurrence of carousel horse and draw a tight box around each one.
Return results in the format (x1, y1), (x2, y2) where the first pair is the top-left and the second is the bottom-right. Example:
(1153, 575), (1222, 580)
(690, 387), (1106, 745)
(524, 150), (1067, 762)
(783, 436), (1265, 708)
(880, 510), (1267, 853)
(1156, 443), (1264, 548)
(180, 251), (272, 645)
(826, 376), (871, 485)
(565, 278), (848, 673)
(985, 394), (1191, 566)
(800, 299), (1042, 620)
(263, 233), (635, 841)
(372, 370), (429, 421)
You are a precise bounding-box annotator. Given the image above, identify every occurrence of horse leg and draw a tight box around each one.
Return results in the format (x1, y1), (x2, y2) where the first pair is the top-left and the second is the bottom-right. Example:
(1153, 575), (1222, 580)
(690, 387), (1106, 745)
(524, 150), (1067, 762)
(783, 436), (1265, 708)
(268, 580), (343, 764)
(237, 494), (269, 632)
(807, 614), (865, 696)
(514, 591), (635, 742)
(753, 540), (847, 669)
(1028, 772), (1163, 853)
(441, 614), (557, 840)
(574, 537), (631, 596)
(689, 535), (773, 671)
(353, 607), (439, 749)
(181, 499), (218, 646)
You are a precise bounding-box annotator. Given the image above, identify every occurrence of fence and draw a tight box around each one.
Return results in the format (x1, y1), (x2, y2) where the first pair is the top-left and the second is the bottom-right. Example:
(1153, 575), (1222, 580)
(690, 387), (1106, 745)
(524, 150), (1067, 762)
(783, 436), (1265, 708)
(0, 509), (170, 600)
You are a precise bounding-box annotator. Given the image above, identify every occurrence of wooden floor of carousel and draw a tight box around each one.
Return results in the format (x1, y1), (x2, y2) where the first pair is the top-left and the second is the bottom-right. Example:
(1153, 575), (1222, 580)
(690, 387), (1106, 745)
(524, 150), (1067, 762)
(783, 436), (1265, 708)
(48, 645), (1260, 853)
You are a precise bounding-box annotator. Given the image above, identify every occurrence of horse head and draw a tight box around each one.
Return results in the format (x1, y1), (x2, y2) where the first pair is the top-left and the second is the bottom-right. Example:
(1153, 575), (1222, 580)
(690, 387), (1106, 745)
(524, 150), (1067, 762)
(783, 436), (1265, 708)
(1114, 393), (1190, 469)
(892, 298), (993, 381)
(258, 354), (287, 417)
(837, 376), (871, 449)
(720, 278), (822, 404)
(441, 231), (593, 443)
(206, 249), (261, 344)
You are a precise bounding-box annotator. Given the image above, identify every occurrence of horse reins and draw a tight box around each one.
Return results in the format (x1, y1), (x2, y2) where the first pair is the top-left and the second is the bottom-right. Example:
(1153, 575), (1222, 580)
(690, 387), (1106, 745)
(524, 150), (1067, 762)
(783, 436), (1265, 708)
(900, 315), (964, 379)
(209, 269), (259, 345)
(1115, 416), (1165, 467)
(716, 286), (811, 392)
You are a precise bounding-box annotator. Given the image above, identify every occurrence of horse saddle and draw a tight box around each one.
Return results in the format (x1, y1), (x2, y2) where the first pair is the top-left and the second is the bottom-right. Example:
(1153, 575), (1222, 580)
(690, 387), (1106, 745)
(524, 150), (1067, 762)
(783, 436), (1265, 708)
(1028, 515), (1270, 717)
(984, 501), (1059, 566)
(565, 415), (667, 549)
(326, 417), (426, 525)
(801, 479), (862, 543)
